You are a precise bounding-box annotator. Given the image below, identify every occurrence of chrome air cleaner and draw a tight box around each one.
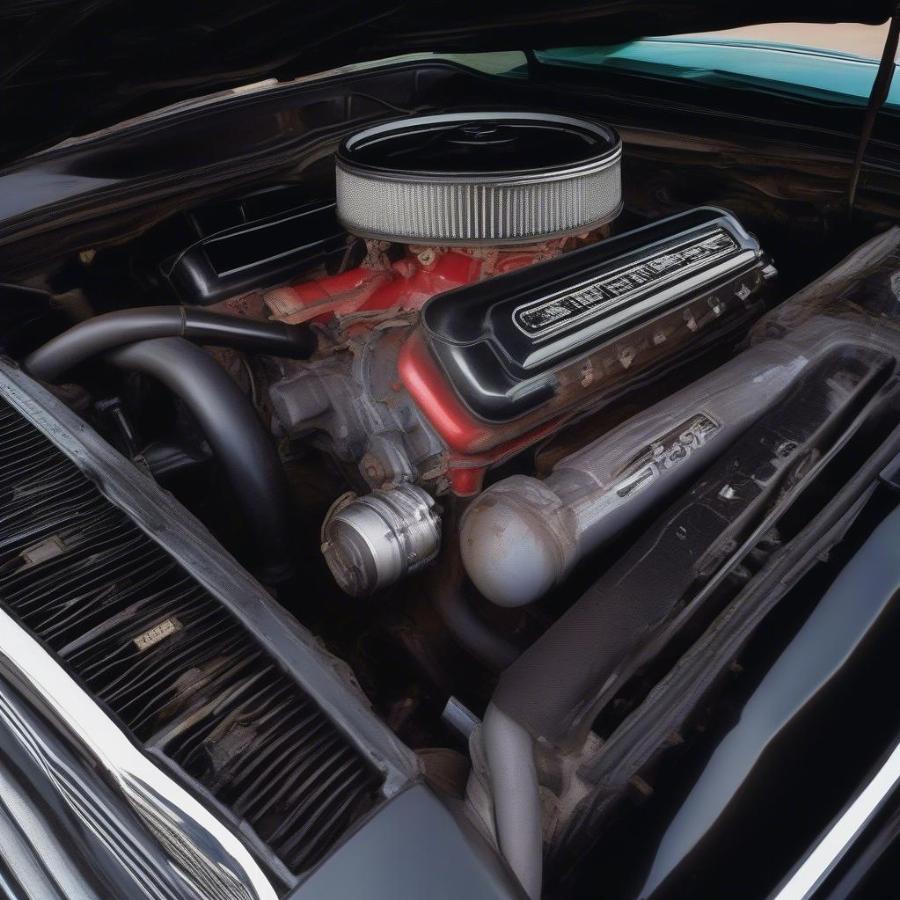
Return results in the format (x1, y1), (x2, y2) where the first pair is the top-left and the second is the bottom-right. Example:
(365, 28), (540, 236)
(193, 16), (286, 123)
(335, 112), (622, 244)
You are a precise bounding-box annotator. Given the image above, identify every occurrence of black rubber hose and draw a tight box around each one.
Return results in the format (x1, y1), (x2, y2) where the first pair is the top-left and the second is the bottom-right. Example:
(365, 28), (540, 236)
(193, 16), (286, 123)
(429, 504), (521, 671)
(105, 337), (294, 586)
(436, 582), (520, 671)
(24, 306), (316, 383)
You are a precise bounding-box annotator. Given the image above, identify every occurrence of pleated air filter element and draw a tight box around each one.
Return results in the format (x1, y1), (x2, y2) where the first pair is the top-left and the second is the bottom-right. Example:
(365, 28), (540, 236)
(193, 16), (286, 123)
(335, 112), (622, 245)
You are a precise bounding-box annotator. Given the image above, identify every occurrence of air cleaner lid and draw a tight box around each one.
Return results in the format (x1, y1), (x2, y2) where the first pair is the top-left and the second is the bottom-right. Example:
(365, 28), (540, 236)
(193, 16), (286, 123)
(335, 111), (622, 244)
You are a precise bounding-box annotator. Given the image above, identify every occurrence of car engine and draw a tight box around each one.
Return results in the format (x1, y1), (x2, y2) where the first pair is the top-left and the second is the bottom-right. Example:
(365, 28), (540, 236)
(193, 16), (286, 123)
(7, 92), (900, 900)
(147, 111), (775, 598)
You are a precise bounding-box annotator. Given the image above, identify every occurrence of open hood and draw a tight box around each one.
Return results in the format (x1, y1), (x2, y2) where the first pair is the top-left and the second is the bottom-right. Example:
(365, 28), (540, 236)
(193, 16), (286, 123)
(0, 0), (895, 166)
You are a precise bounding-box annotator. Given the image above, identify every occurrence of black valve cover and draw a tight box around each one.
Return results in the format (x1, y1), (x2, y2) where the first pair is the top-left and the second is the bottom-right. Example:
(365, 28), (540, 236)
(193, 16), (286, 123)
(420, 207), (772, 422)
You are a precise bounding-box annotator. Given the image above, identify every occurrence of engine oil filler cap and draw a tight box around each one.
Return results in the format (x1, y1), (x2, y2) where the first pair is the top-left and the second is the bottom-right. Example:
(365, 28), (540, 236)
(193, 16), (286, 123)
(335, 111), (622, 244)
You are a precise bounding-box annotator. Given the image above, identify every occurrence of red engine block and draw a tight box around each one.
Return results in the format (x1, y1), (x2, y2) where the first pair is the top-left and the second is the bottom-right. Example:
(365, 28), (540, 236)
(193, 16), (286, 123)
(262, 243), (563, 325)
(262, 240), (581, 494)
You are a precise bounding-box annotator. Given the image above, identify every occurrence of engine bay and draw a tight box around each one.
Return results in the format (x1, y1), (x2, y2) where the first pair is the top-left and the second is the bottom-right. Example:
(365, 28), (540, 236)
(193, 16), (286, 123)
(5, 73), (900, 898)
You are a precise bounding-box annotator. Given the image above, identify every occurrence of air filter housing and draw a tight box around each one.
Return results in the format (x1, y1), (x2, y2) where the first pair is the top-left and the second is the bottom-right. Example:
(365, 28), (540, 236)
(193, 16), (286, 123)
(335, 112), (622, 245)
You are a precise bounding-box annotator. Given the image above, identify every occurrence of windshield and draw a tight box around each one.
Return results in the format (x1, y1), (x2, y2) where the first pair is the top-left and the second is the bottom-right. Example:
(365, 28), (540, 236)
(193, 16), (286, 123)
(536, 21), (900, 109)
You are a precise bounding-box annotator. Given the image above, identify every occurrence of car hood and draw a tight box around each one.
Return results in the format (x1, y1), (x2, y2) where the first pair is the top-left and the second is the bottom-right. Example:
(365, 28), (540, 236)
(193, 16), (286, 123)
(0, 0), (895, 165)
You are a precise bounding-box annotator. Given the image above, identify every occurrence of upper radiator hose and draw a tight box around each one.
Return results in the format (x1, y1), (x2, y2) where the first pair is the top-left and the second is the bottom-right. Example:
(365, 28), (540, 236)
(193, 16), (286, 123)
(24, 309), (312, 586)
(107, 337), (295, 585)
(24, 305), (316, 382)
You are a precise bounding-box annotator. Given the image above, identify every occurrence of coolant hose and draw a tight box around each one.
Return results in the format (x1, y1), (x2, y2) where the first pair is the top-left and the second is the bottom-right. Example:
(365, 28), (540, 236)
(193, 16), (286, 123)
(482, 703), (543, 900)
(105, 337), (294, 585)
(24, 305), (316, 382)
(436, 584), (520, 671)
(431, 513), (521, 671)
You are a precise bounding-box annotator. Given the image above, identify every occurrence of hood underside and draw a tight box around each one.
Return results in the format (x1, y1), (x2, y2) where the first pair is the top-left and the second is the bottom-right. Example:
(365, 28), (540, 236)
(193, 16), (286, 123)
(0, 1), (895, 166)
